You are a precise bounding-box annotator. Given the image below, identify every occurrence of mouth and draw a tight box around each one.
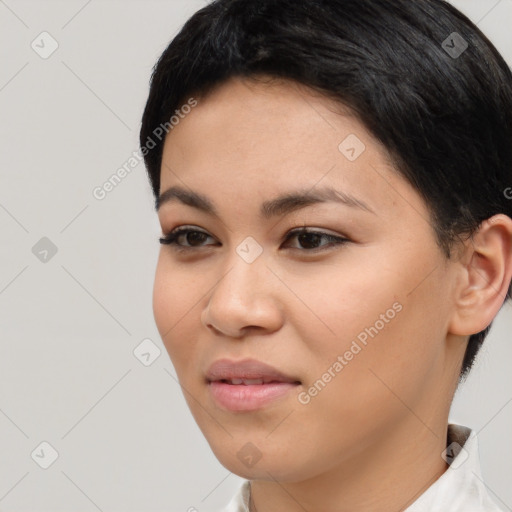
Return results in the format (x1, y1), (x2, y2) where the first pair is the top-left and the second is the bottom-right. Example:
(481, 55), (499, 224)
(214, 377), (298, 385)
(205, 358), (301, 411)
(205, 357), (300, 383)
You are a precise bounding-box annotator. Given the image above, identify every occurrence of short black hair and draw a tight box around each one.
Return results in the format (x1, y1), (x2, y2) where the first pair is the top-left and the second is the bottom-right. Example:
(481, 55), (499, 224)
(140, 0), (512, 383)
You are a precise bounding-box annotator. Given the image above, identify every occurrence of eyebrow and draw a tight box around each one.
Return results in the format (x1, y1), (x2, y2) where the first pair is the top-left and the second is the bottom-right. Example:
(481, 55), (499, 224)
(156, 185), (376, 218)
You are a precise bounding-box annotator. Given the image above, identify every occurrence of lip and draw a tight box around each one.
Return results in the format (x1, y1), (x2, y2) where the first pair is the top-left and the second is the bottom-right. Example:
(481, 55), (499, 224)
(206, 358), (301, 411)
(206, 358), (300, 383)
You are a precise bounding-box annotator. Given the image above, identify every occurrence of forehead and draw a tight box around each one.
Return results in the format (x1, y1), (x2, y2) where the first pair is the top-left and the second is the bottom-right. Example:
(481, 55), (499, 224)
(158, 76), (422, 222)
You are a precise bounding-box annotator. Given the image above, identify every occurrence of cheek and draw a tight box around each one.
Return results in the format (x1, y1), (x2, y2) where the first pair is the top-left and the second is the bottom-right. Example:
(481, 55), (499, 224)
(152, 259), (173, 337)
(292, 248), (448, 415)
(152, 253), (205, 329)
(152, 256), (200, 365)
(285, 255), (401, 352)
(287, 304), (435, 472)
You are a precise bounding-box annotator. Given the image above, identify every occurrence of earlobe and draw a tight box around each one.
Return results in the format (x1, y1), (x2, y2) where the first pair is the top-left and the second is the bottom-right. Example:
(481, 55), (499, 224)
(448, 214), (512, 336)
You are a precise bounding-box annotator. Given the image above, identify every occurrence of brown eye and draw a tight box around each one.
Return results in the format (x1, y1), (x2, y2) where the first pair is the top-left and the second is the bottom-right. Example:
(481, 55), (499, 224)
(159, 226), (349, 252)
(282, 228), (349, 251)
(159, 227), (216, 248)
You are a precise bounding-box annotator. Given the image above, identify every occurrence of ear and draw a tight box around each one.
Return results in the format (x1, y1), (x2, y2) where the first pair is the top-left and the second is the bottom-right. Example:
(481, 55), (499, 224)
(448, 214), (512, 336)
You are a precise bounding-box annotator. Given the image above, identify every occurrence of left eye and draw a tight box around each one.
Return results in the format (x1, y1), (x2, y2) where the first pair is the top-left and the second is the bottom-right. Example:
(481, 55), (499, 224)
(282, 228), (349, 250)
(159, 226), (349, 251)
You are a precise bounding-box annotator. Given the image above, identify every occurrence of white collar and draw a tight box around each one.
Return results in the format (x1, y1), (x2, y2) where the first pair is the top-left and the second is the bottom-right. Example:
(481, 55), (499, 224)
(221, 424), (505, 512)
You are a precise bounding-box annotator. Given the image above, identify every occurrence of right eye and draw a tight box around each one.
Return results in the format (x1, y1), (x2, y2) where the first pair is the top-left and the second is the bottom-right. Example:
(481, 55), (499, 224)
(159, 226), (217, 251)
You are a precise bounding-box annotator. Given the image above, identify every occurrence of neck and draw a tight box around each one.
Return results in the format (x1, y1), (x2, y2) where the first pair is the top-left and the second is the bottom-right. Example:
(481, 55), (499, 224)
(249, 416), (449, 512)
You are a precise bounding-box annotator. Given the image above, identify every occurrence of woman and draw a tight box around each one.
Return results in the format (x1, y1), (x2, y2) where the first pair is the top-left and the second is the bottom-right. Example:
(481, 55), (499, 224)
(139, 0), (512, 510)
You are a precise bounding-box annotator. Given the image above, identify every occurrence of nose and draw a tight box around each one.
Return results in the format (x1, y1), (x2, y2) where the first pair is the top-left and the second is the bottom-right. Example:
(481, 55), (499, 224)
(201, 247), (284, 338)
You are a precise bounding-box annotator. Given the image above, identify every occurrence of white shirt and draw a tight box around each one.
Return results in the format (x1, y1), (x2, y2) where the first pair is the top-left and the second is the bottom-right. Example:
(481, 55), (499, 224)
(221, 424), (506, 512)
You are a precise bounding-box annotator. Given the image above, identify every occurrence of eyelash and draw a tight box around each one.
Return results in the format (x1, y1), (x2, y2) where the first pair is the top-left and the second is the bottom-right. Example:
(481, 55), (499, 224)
(158, 226), (349, 253)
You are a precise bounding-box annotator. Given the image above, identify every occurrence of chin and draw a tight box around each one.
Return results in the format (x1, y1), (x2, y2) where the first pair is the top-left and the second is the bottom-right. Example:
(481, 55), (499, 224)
(207, 437), (313, 482)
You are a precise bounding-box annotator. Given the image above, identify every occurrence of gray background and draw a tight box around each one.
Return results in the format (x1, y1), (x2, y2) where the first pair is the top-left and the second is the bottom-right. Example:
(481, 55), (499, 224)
(0, 0), (510, 511)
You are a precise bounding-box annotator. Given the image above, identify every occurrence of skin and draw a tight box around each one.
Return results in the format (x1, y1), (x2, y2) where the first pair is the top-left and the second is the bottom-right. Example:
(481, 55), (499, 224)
(153, 75), (512, 512)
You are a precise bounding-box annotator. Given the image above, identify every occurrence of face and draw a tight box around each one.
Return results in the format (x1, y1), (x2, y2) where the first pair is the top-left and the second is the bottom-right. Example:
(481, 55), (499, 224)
(153, 75), (465, 482)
